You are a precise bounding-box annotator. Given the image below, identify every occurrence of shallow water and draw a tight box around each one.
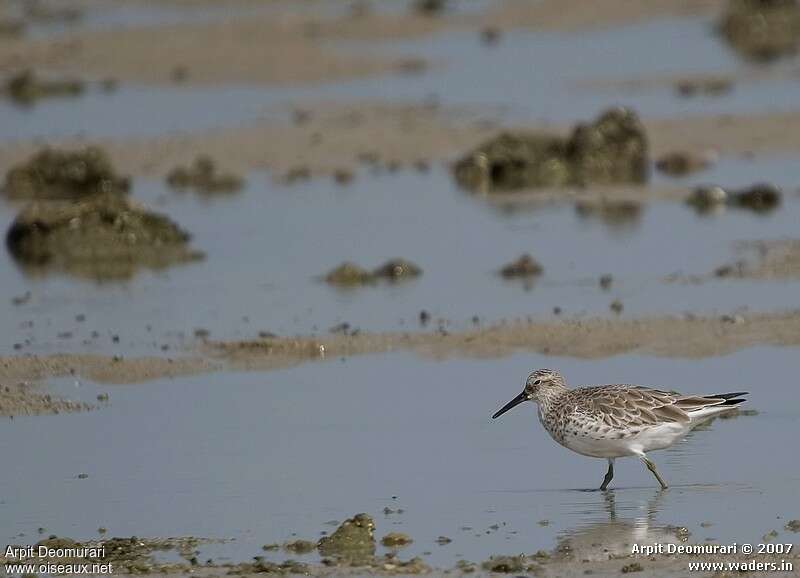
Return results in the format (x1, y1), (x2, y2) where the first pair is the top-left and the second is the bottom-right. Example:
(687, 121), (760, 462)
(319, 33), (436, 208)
(2, 157), (800, 356)
(330, 17), (800, 121)
(0, 347), (795, 565)
(4, 15), (800, 142)
(2, 2), (800, 568)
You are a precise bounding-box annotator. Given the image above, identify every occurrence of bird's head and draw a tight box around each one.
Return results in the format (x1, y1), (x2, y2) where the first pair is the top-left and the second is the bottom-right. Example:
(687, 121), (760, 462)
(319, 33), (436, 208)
(492, 368), (566, 419)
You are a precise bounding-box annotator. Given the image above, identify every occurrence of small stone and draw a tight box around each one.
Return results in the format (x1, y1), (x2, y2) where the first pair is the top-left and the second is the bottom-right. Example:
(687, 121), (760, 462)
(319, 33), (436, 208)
(499, 254), (543, 278)
(456, 560), (476, 573)
(333, 168), (354, 185)
(481, 27), (501, 45)
(293, 109), (312, 125)
(435, 536), (452, 545)
(283, 539), (316, 554)
(610, 300), (623, 314)
(481, 555), (527, 573)
(729, 183), (781, 213)
(5, 69), (85, 106)
(166, 156), (244, 194)
(284, 166), (311, 183)
(12, 292), (32, 306)
(687, 185), (728, 212)
(414, 0), (446, 16)
(330, 322), (352, 335)
(785, 520), (800, 532)
(381, 532), (413, 547)
(674, 526), (691, 541)
(720, 314), (744, 324)
(656, 151), (714, 176)
(675, 77), (733, 98)
(372, 258), (422, 281)
(171, 65), (189, 83)
(621, 562), (643, 573)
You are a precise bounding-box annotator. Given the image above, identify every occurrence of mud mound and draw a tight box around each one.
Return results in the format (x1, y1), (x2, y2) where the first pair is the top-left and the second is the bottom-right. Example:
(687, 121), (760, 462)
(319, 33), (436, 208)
(3, 146), (129, 200)
(453, 108), (648, 192)
(720, 0), (800, 62)
(6, 193), (203, 280)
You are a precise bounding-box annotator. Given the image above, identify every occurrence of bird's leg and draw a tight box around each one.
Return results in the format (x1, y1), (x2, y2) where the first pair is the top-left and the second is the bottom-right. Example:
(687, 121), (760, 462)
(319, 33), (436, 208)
(600, 458), (614, 491)
(640, 455), (668, 490)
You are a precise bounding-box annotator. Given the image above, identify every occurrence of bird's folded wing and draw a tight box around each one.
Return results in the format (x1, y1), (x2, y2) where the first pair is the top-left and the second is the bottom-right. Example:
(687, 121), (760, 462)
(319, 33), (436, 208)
(583, 386), (691, 428)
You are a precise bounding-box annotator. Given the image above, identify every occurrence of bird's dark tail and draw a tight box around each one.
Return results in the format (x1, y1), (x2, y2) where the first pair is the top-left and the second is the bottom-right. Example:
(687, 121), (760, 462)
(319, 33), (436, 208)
(708, 391), (748, 406)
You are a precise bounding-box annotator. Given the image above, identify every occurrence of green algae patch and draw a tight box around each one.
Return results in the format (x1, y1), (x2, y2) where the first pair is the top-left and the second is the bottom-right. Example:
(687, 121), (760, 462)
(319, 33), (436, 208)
(325, 262), (374, 286)
(324, 259), (422, 287)
(372, 258), (422, 281)
(166, 155), (244, 195)
(3, 147), (130, 200)
(6, 193), (203, 280)
(720, 0), (800, 62)
(317, 513), (376, 564)
(4, 69), (85, 107)
(454, 107), (648, 193)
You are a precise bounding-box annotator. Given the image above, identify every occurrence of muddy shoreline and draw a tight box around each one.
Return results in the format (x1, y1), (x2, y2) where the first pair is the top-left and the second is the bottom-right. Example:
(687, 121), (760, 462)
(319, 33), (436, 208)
(3, 309), (800, 388)
(3, 105), (800, 182)
(0, 0), (726, 90)
(2, 528), (796, 578)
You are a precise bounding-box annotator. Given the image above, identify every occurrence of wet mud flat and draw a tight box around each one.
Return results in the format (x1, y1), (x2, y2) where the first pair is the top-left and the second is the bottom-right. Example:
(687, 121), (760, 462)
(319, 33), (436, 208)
(2, 0), (800, 577)
(3, 308), (800, 388)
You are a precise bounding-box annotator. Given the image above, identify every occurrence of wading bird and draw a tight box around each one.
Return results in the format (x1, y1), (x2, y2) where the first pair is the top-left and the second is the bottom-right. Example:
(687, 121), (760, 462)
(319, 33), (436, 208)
(492, 369), (747, 490)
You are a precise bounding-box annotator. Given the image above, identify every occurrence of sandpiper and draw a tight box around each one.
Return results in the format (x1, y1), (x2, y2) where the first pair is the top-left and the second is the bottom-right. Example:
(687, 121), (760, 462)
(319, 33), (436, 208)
(492, 369), (748, 490)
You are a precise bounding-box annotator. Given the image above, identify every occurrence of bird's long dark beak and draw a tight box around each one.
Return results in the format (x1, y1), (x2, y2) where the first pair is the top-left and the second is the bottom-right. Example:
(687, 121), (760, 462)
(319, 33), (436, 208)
(492, 390), (528, 419)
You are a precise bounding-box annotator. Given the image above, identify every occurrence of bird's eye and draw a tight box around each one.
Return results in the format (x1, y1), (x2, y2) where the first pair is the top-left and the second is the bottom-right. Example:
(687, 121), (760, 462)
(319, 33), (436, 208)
(533, 379), (541, 386)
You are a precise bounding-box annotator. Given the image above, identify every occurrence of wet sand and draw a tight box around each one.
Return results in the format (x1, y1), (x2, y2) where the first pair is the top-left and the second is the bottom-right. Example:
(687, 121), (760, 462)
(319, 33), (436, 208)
(4, 309), (800, 387)
(3, 104), (800, 185)
(714, 239), (800, 280)
(0, 7), (434, 86)
(0, 379), (93, 416)
(0, 102), (499, 179)
(0, 0), (725, 90)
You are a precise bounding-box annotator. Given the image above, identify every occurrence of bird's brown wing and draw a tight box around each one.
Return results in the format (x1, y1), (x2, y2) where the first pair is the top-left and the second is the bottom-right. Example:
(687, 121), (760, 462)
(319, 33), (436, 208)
(575, 385), (691, 429)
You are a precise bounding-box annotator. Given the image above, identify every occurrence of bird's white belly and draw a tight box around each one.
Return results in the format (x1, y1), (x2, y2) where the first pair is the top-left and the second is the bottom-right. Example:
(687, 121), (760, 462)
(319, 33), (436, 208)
(558, 422), (690, 458)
